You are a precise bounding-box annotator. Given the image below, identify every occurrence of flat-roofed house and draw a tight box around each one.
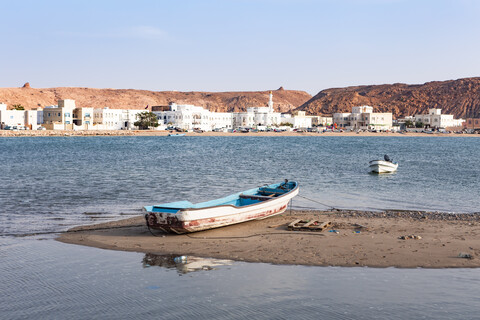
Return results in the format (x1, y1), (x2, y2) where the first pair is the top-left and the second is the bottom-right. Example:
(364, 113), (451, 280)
(333, 106), (393, 131)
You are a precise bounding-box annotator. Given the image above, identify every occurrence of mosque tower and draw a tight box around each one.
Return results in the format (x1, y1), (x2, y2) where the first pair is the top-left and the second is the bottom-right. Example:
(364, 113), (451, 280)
(268, 91), (273, 113)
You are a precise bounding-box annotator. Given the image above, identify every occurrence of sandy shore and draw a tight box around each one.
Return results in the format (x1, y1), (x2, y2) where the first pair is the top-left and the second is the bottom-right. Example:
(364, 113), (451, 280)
(57, 210), (480, 268)
(1, 129), (478, 137)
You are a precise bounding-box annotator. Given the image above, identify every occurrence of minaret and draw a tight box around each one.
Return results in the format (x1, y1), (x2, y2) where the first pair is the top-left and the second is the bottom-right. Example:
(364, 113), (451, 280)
(268, 91), (273, 113)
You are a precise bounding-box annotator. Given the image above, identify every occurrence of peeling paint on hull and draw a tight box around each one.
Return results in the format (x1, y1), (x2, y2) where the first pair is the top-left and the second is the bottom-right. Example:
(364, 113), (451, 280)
(145, 184), (298, 234)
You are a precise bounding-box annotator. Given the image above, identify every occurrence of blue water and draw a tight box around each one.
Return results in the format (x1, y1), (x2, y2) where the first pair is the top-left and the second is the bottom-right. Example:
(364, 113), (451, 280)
(1, 136), (479, 236)
(1, 136), (480, 319)
(2, 238), (480, 320)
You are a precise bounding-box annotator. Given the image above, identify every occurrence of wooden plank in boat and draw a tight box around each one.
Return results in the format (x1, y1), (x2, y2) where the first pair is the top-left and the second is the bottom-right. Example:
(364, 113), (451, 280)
(288, 220), (331, 232)
(239, 194), (273, 201)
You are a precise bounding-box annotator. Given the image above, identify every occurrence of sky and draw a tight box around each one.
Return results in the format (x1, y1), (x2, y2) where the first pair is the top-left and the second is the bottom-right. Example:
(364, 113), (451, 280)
(1, 0), (479, 95)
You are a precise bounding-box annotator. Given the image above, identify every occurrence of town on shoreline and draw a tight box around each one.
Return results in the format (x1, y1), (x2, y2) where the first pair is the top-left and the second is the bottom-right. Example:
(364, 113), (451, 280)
(2, 93), (479, 134)
(1, 129), (479, 137)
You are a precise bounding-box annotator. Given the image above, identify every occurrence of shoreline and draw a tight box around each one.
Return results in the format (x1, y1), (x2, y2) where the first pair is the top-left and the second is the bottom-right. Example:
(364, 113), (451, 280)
(1, 130), (479, 137)
(57, 209), (480, 268)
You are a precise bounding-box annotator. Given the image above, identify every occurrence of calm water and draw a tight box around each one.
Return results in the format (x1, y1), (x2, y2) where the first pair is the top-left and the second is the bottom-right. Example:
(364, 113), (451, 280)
(2, 238), (480, 320)
(1, 136), (480, 319)
(0, 136), (479, 235)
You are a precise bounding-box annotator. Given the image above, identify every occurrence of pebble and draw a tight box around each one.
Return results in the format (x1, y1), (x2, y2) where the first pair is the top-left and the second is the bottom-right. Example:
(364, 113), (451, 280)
(458, 252), (474, 259)
(321, 209), (480, 222)
(398, 235), (422, 240)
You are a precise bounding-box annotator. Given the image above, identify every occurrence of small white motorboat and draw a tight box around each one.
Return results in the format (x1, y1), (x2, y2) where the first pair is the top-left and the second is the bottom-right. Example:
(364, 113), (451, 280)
(369, 155), (398, 173)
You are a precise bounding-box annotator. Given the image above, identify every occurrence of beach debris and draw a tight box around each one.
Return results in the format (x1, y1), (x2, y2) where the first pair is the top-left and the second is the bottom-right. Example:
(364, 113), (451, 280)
(268, 223), (286, 228)
(353, 230), (361, 234)
(352, 223), (367, 229)
(458, 252), (474, 259)
(398, 234), (422, 240)
(288, 219), (331, 232)
(174, 256), (188, 263)
(328, 229), (339, 234)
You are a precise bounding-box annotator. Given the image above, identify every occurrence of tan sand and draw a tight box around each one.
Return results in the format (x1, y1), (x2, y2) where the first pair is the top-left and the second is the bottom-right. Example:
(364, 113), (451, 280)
(1, 129), (478, 137)
(57, 210), (480, 268)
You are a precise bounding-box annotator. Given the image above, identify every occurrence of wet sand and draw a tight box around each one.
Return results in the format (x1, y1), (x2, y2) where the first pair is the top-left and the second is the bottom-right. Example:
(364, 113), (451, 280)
(57, 210), (480, 268)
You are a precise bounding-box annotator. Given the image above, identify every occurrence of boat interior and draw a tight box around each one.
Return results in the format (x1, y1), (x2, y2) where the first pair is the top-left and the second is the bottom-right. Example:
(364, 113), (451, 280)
(146, 181), (297, 212)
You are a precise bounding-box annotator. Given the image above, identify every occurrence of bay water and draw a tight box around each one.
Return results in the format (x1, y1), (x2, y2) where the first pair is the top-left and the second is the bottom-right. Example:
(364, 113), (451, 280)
(1, 136), (479, 319)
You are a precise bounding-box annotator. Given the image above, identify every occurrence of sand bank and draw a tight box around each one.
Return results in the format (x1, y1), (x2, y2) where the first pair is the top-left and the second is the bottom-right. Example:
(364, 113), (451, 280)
(1, 129), (478, 137)
(57, 210), (480, 268)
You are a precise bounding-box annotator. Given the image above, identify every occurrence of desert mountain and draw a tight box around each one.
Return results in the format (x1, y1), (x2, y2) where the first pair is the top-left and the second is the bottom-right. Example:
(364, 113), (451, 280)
(0, 85), (311, 113)
(298, 77), (480, 118)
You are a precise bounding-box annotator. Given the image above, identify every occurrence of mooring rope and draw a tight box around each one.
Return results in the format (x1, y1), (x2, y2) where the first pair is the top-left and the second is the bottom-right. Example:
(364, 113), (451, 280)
(296, 194), (338, 211)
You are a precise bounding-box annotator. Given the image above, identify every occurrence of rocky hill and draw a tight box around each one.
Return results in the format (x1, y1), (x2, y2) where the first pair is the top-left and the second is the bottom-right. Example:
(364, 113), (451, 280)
(0, 85), (311, 113)
(298, 77), (480, 118)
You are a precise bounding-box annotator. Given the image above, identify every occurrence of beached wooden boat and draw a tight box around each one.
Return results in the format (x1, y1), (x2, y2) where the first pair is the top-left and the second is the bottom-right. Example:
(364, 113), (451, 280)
(144, 180), (299, 233)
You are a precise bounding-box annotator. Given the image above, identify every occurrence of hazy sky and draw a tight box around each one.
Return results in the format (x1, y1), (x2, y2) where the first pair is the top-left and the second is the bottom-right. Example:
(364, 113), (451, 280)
(1, 0), (479, 94)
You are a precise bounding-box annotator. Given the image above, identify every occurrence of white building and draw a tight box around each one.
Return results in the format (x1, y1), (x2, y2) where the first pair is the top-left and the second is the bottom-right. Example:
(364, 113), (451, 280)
(414, 108), (464, 129)
(280, 111), (312, 128)
(0, 103), (40, 129)
(332, 112), (351, 129)
(24, 109), (40, 129)
(36, 108), (44, 126)
(93, 107), (144, 130)
(154, 103), (219, 131)
(244, 92), (281, 127)
(0, 103), (24, 129)
(333, 106), (393, 131)
(42, 100), (143, 130)
(209, 112), (234, 131)
(154, 91), (283, 131)
(308, 115), (333, 127)
(43, 99), (76, 130)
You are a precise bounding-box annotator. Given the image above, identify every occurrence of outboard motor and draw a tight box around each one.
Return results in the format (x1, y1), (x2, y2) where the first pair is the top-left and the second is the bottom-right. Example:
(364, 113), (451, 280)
(384, 154), (391, 162)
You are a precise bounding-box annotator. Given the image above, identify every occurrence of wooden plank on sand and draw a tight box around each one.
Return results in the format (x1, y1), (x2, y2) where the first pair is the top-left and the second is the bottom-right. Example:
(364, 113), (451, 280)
(288, 219), (302, 230)
(287, 220), (331, 232)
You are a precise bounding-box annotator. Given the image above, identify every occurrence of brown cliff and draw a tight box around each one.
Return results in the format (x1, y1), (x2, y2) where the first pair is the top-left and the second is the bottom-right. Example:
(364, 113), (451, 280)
(298, 77), (480, 118)
(0, 86), (311, 113)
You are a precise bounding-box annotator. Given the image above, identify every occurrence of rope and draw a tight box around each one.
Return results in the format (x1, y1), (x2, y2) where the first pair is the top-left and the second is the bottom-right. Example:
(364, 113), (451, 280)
(296, 194), (338, 210)
(147, 222), (160, 237)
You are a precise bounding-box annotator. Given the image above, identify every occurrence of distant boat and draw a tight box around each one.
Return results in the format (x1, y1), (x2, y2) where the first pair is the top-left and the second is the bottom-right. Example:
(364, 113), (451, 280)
(144, 180), (299, 234)
(369, 155), (398, 173)
(168, 133), (185, 137)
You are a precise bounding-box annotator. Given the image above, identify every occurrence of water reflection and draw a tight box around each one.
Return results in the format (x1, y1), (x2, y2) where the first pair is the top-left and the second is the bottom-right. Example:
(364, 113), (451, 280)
(142, 253), (233, 274)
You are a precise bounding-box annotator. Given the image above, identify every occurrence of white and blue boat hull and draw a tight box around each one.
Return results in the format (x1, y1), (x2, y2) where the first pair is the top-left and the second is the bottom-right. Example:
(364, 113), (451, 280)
(144, 181), (299, 233)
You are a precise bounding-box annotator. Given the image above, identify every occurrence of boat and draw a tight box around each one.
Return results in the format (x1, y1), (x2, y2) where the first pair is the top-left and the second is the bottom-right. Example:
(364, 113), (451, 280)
(144, 180), (299, 234)
(168, 133), (185, 137)
(369, 154), (398, 173)
(142, 253), (233, 274)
